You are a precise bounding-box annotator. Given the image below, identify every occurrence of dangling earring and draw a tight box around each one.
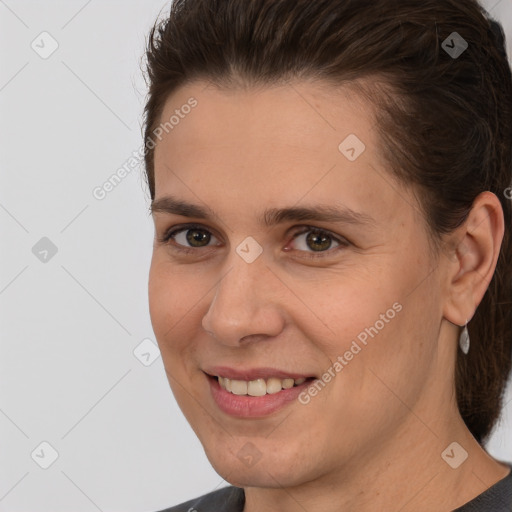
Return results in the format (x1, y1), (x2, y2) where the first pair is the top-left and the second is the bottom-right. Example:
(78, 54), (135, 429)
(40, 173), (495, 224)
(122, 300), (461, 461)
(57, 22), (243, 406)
(459, 319), (470, 355)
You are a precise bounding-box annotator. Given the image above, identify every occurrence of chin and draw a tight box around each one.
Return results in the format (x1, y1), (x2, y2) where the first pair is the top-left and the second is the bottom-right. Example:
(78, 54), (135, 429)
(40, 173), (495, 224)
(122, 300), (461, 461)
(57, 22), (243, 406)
(203, 440), (313, 489)
(215, 461), (305, 490)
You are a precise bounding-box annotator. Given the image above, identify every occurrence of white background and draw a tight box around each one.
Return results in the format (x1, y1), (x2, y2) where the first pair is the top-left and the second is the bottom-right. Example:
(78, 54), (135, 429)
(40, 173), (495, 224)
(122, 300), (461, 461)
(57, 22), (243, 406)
(0, 1), (511, 510)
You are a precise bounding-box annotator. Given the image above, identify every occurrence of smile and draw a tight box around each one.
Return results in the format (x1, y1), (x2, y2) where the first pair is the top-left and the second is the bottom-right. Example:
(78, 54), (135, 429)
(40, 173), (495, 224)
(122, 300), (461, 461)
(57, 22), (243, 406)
(217, 376), (311, 396)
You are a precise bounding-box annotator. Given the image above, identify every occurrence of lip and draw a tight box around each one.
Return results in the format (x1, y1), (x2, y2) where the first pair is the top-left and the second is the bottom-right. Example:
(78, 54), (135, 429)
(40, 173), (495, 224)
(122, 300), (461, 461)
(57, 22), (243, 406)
(206, 373), (315, 418)
(204, 366), (315, 381)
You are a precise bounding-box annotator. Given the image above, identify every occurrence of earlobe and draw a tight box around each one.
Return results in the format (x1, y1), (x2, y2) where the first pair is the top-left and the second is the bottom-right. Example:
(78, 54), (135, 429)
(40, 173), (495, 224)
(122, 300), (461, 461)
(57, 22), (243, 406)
(443, 191), (505, 327)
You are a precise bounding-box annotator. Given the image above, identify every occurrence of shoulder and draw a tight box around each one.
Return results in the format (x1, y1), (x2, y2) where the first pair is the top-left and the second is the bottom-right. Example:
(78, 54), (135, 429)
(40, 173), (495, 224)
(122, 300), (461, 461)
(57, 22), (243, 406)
(155, 485), (245, 512)
(454, 463), (512, 511)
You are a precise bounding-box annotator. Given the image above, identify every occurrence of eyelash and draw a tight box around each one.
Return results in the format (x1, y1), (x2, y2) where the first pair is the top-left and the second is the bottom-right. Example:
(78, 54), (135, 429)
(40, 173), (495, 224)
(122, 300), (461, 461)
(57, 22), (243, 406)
(157, 223), (349, 260)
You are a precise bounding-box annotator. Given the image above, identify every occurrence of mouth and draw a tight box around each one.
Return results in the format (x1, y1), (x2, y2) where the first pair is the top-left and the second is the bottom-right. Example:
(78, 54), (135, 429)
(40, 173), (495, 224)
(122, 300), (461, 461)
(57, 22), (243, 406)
(203, 366), (318, 417)
(204, 371), (317, 418)
(213, 375), (315, 396)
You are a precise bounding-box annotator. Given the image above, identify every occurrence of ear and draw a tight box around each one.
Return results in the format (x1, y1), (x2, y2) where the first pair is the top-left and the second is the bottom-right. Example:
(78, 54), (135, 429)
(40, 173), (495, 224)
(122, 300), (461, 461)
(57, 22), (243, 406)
(442, 191), (505, 326)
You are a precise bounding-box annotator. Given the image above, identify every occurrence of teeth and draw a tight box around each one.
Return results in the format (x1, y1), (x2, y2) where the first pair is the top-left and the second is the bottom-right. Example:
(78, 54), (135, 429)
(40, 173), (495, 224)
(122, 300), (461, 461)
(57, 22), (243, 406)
(230, 380), (248, 395)
(247, 378), (267, 397)
(266, 377), (283, 394)
(282, 378), (294, 389)
(217, 376), (309, 395)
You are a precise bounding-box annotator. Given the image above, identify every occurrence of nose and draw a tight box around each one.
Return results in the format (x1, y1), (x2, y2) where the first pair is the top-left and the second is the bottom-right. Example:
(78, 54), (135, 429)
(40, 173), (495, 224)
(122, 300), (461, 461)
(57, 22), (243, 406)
(201, 253), (286, 346)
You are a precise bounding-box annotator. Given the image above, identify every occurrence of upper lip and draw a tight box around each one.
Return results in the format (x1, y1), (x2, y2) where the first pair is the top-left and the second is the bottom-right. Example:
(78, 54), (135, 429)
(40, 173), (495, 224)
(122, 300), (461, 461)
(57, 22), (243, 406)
(204, 366), (315, 381)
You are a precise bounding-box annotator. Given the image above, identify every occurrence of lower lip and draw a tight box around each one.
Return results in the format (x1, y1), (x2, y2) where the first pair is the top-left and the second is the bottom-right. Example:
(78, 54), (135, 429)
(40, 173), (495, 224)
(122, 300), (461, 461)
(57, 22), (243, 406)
(207, 374), (313, 418)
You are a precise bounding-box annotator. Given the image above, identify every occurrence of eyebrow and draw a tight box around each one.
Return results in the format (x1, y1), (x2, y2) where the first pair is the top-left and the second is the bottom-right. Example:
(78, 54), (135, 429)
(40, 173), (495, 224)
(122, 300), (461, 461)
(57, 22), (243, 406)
(150, 195), (377, 228)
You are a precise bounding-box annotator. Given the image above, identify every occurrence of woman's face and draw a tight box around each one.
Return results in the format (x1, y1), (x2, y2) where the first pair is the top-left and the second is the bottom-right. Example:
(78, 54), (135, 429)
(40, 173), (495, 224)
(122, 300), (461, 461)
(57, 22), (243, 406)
(148, 80), (450, 488)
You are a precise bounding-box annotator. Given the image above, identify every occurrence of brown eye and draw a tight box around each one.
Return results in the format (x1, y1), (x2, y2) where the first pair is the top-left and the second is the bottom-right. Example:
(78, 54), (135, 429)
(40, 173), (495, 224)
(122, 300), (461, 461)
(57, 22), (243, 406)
(288, 227), (348, 259)
(184, 228), (212, 247)
(160, 224), (220, 252)
(305, 231), (334, 252)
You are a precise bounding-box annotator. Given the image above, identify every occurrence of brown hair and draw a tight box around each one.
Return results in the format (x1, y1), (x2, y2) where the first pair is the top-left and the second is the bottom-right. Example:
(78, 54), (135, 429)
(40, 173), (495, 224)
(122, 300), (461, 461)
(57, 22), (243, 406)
(142, 0), (512, 444)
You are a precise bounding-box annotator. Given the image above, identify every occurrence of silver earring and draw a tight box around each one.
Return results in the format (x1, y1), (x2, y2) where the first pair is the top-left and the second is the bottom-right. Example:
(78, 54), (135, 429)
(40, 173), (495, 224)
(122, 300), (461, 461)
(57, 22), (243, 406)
(459, 319), (470, 355)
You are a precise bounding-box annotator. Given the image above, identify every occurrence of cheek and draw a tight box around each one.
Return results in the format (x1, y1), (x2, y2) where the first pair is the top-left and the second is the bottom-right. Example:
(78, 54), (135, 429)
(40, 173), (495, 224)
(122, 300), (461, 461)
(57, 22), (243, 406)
(148, 257), (194, 354)
(148, 260), (215, 434)
(148, 255), (215, 383)
(296, 254), (436, 400)
(293, 268), (403, 355)
(148, 261), (172, 340)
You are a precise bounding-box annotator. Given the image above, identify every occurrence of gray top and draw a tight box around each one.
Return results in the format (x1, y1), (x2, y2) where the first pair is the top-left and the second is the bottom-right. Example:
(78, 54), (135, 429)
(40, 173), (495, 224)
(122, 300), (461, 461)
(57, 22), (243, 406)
(159, 464), (512, 512)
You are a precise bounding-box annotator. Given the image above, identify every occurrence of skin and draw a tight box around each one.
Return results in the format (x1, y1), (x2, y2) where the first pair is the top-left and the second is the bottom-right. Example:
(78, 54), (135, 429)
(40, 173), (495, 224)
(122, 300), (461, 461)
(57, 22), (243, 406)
(148, 79), (510, 512)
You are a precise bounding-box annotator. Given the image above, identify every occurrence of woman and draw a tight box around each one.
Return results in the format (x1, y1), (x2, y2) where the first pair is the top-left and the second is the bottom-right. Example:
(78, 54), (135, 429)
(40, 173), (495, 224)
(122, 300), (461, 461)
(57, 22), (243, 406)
(142, 0), (512, 510)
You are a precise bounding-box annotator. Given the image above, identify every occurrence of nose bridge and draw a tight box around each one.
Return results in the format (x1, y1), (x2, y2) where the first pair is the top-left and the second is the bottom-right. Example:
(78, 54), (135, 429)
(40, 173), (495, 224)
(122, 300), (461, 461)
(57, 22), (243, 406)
(201, 250), (283, 345)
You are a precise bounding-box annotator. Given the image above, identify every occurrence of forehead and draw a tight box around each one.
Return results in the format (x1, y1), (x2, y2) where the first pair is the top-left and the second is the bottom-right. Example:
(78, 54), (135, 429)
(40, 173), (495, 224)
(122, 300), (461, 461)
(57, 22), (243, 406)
(155, 79), (374, 162)
(152, 80), (418, 228)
